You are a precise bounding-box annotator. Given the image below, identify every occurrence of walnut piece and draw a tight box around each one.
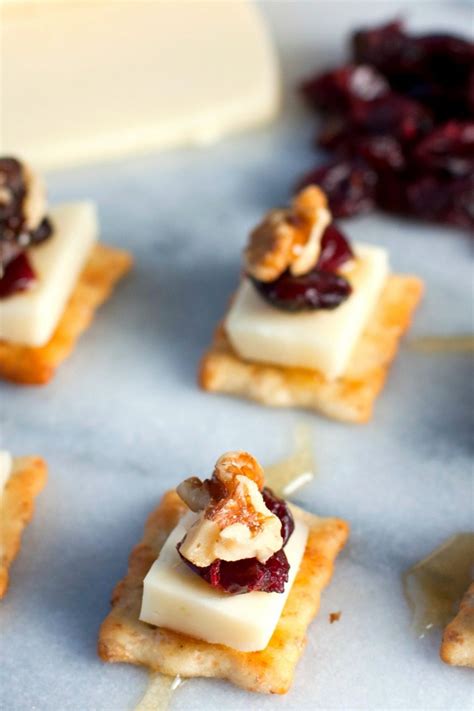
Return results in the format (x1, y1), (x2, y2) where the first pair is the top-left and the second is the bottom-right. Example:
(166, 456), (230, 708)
(244, 185), (331, 282)
(290, 185), (331, 276)
(176, 476), (213, 513)
(214, 451), (265, 490)
(177, 451), (283, 567)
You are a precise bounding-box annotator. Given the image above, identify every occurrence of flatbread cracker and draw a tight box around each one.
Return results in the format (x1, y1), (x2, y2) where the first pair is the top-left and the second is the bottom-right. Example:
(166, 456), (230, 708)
(199, 274), (423, 423)
(98, 491), (348, 694)
(0, 243), (132, 385)
(440, 583), (474, 668)
(0, 456), (47, 598)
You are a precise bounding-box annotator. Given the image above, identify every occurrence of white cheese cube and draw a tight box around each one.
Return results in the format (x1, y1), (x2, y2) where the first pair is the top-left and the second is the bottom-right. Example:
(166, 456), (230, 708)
(225, 243), (389, 380)
(140, 513), (308, 653)
(0, 202), (98, 347)
(0, 451), (12, 495)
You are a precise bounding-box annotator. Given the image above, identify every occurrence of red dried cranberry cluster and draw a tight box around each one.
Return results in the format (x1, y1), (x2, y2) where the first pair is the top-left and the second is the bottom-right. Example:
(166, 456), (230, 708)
(177, 487), (295, 595)
(252, 222), (354, 312)
(299, 20), (474, 231)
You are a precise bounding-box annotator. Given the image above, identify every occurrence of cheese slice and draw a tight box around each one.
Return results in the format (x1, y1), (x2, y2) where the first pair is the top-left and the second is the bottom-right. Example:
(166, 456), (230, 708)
(140, 512), (309, 653)
(0, 202), (98, 347)
(0, 451), (13, 495)
(1, 2), (279, 170)
(225, 243), (389, 380)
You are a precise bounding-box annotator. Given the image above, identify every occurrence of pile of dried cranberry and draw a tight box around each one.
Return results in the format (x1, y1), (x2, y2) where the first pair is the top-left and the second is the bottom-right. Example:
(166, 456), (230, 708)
(178, 487), (295, 594)
(298, 20), (474, 231)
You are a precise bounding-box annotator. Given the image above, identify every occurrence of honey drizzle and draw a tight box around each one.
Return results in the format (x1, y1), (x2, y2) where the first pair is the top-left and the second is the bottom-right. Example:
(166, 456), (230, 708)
(408, 335), (474, 354)
(265, 424), (315, 497)
(403, 533), (474, 638)
(134, 673), (183, 711)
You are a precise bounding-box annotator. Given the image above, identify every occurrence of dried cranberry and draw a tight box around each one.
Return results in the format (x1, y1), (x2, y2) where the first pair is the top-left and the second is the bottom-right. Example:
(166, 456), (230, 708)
(406, 174), (474, 230)
(0, 155), (53, 270)
(318, 117), (353, 153)
(0, 252), (36, 298)
(297, 159), (377, 218)
(355, 135), (406, 171)
(349, 94), (433, 143)
(352, 19), (404, 67)
(352, 20), (421, 79)
(406, 80), (470, 122)
(469, 69), (474, 116)
(30, 217), (53, 246)
(0, 241), (22, 269)
(301, 64), (389, 111)
(262, 487), (295, 545)
(352, 20), (425, 91)
(253, 267), (351, 312)
(318, 124), (406, 171)
(375, 170), (409, 214)
(317, 224), (354, 272)
(352, 21), (474, 119)
(178, 547), (290, 595)
(0, 216), (52, 272)
(177, 486), (295, 595)
(0, 158), (25, 224)
(416, 33), (474, 85)
(413, 121), (474, 177)
(441, 177), (474, 231)
(215, 549), (290, 595)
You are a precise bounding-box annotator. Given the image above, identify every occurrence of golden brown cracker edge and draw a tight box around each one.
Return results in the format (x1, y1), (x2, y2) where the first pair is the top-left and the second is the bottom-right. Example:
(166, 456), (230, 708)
(0, 243), (133, 385)
(0, 456), (47, 598)
(199, 274), (423, 423)
(440, 583), (474, 668)
(98, 490), (349, 694)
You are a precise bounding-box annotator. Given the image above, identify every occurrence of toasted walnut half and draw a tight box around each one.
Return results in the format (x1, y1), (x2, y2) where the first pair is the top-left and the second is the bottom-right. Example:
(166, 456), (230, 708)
(177, 451), (264, 512)
(177, 451), (283, 567)
(244, 185), (331, 282)
(290, 185), (331, 276)
(214, 451), (265, 490)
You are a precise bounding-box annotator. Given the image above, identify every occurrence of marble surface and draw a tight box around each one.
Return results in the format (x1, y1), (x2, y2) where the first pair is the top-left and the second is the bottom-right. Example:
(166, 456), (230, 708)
(1, 2), (473, 710)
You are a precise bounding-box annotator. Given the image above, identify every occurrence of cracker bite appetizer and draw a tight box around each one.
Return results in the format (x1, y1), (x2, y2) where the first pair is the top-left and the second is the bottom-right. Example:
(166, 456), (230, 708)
(441, 583), (474, 669)
(0, 451), (47, 598)
(200, 185), (423, 422)
(98, 452), (348, 694)
(0, 157), (132, 384)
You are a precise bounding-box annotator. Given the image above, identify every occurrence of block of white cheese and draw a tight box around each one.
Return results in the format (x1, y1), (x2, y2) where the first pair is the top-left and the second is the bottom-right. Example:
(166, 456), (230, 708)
(225, 243), (389, 380)
(0, 451), (13, 494)
(140, 512), (309, 652)
(1, 1), (279, 170)
(0, 202), (98, 347)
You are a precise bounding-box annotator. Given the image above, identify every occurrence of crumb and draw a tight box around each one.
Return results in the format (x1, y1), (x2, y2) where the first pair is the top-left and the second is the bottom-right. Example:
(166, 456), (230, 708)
(329, 611), (341, 623)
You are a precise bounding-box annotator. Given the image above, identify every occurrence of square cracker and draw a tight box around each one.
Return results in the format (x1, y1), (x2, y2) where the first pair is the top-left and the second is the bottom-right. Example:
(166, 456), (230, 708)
(0, 243), (132, 385)
(98, 490), (349, 694)
(0, 456), (47, 598)
(199, 274), (423, 423)
(440, 583), (474, 668)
